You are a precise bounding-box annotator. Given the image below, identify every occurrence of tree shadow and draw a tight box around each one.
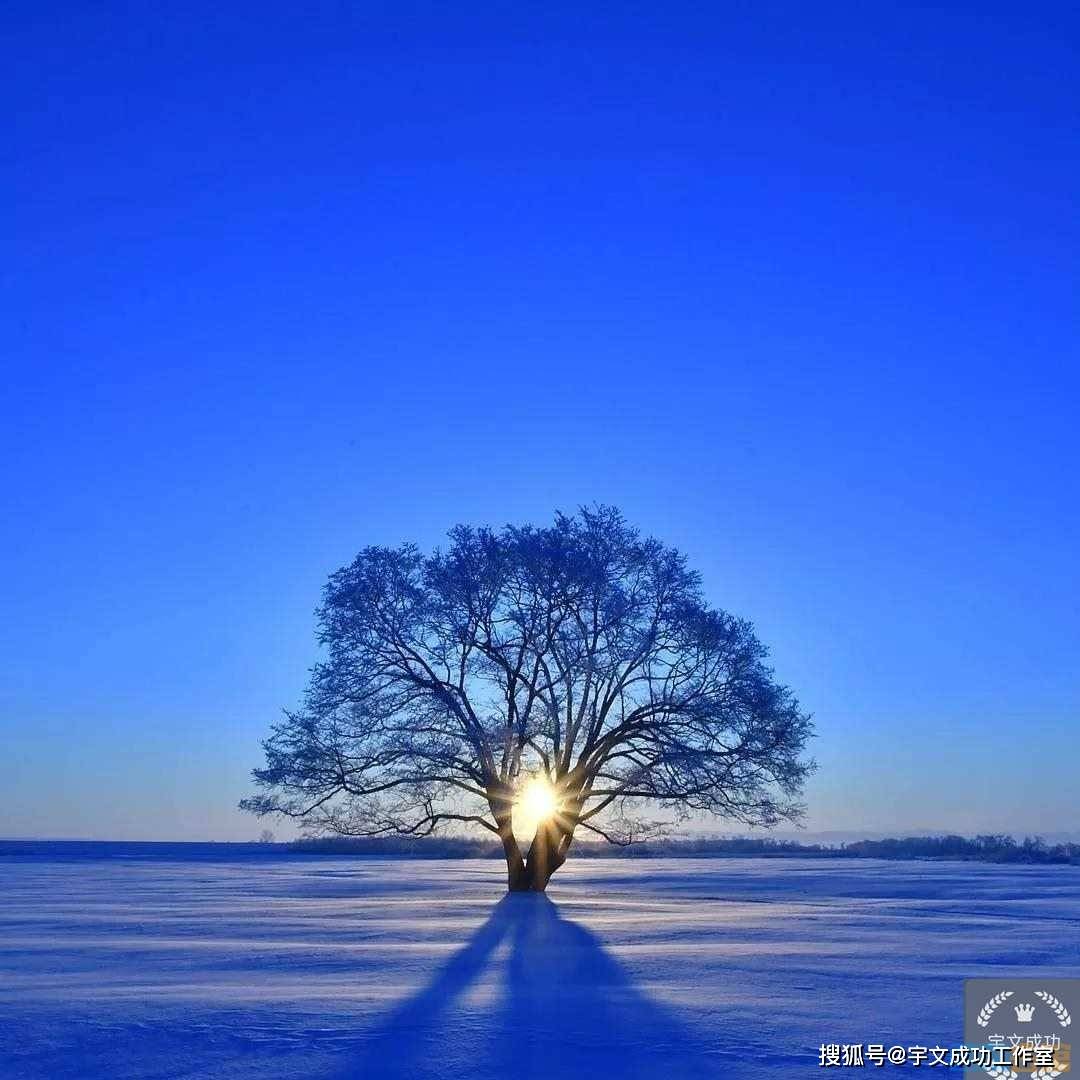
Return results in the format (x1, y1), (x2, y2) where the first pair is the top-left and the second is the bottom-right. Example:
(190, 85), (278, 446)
(341, 893), (722, 1079)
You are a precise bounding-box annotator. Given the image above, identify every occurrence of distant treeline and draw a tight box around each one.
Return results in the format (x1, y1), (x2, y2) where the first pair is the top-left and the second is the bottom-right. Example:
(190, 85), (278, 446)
(291, 833), (1080, 864)
(842, 834), (1080, 864)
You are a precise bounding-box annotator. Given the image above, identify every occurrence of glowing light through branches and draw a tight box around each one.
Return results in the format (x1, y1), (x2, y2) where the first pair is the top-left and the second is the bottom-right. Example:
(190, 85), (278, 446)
(514, 776), (559, 837)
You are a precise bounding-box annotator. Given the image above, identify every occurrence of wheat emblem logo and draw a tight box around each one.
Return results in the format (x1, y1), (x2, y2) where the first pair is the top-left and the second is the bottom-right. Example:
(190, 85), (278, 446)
(1029, 1053), (1068, 1080)
(1034, 991), (1072, 1028)
(1031, 1063), (1066, 1080)
(976, 987), (1073, 1080)
(979, 990), (1015, 1027)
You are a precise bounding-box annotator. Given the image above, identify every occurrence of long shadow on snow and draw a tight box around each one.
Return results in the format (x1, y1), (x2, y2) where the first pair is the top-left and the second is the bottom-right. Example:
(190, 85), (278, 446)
(340, 893), (721, 1079)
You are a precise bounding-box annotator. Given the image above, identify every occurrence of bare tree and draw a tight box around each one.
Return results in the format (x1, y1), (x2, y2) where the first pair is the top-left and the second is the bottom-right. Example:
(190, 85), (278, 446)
(242, 507), (814, 891)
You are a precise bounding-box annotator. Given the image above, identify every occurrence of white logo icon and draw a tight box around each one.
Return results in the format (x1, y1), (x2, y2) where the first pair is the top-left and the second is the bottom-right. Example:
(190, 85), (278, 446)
(974, 987), (1073, 1079)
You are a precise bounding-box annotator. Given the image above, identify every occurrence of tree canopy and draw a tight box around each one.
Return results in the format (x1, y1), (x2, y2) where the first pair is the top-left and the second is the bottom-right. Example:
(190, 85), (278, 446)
(242, 507), (814, 890)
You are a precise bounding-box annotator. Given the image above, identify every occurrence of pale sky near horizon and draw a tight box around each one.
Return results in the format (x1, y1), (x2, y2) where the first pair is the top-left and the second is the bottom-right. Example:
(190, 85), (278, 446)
(3, 3), (1078, 840)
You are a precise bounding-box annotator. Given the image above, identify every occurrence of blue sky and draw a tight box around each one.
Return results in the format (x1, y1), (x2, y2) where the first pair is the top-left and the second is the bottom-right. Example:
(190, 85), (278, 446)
(3, 3), (1078, 839)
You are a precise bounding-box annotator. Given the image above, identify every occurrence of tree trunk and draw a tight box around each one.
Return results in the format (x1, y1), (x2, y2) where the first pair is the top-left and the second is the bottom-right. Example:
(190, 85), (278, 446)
(496, 818), (529, 892)
(507, 819), (573, 892)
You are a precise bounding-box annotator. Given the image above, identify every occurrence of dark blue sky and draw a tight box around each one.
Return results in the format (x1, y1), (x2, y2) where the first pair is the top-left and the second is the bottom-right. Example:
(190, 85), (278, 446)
(4, 3), (1078, 839)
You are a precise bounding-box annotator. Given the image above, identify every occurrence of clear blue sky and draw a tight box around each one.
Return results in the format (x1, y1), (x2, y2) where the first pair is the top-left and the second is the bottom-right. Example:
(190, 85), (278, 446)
(3, 3), (1077, 840)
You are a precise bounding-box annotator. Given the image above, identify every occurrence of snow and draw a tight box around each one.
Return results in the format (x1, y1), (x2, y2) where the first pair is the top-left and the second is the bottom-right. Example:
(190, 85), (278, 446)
(1, 847), (1078, 1078)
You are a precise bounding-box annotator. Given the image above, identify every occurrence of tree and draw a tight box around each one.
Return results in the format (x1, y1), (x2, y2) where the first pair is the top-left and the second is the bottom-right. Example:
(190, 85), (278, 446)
(241, 507), (814, 892)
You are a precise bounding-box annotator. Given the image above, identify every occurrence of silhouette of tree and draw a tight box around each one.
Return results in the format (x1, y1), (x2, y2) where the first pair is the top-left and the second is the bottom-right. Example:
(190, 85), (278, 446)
(242, 507), (814, 891)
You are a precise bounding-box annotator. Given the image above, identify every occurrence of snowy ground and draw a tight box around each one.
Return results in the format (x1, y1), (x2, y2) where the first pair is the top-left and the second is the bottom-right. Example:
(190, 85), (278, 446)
(1, 847), (1078, 1079)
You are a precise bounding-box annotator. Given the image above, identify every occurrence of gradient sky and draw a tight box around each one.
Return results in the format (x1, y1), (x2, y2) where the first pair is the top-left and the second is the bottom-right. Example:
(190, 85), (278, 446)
(3, 3), (1078, 840)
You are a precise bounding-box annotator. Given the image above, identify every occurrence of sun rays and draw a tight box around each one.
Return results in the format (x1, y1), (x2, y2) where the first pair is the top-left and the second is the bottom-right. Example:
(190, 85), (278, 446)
(515, 776), (559, 838)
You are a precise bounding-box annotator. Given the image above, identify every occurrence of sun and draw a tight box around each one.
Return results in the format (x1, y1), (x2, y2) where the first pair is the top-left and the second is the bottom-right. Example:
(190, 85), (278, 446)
(516, 776), (558, 831)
